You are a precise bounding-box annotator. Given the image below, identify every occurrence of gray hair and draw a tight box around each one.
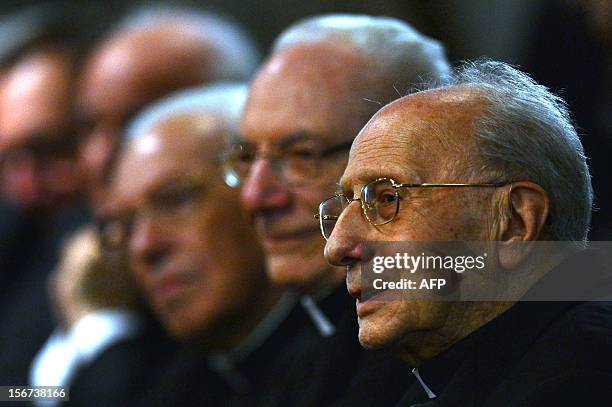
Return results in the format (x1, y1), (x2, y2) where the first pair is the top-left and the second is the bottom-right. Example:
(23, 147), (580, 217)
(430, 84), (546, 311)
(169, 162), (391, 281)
(429, 60), (592, 242)
(114, 4), (259, 81)
(125, 82), (248, 145)
(273, 13), (451, 101)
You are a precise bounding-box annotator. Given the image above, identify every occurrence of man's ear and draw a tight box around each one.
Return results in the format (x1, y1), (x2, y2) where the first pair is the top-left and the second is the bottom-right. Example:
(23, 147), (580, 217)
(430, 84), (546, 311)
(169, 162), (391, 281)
(497, 181), (549, 269)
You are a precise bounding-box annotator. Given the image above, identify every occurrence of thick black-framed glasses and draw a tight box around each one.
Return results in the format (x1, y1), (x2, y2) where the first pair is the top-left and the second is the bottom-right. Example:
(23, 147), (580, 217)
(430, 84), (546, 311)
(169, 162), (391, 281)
(315, 177), (510, 240)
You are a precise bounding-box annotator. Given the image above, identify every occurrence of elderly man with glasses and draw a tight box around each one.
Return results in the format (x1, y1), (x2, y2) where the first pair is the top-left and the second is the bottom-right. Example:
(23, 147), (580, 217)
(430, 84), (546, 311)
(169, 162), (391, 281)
(222, 13), (451, 405)
(43, 84), (288, 405)
(322, 60), (612, 406)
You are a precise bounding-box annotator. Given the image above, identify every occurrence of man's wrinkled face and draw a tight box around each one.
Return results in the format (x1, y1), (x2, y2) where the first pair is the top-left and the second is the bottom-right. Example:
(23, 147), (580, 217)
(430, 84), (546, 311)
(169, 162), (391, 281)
(0, 49), (81, 211)
(110, 114), (267, 340)
(324, 89), (496, 350)
(240, 42), (368, 291)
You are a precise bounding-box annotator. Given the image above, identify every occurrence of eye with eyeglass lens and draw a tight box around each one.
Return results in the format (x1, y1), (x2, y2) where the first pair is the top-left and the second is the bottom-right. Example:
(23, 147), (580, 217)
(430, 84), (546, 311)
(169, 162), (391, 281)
(317, 178), (512, 240)
(97, 176), (208, 249)
(222, 136), (353, 188)
(316, 178), (403, 240)
(362, 179), (401, 224)
(282, 140), (323, 180)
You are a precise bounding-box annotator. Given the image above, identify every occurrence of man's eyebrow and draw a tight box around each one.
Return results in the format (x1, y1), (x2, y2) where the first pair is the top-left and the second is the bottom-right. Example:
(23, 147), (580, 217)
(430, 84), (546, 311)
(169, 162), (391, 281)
(277, 131), (319, 149)
(151, 174), (205, 193)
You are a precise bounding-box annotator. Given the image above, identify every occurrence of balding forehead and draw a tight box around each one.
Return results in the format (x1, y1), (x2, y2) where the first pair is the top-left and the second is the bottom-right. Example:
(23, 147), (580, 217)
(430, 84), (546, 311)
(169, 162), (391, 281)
(145, 112), (225, 153)
(253, 40), (368, 94)
(345, 86), (488, 186)
(385, 85), (487, 119)
(272, 40), (364, 69)
(100, 26), (213, 75)
(241, 40), (372, 143)
(113, 113), (223, 202)
(79, 25), (215, 112)
(112, 23), (213, 53)
(369, 86), (489, 145)
(152, 112), (224, 146)
(0, 49), (73, 149)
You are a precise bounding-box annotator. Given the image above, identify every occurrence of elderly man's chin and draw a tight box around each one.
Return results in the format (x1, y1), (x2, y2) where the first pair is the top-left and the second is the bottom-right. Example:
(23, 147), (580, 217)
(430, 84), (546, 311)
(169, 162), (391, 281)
(357, 301), (450, 351)
(356, 303), (410, 350)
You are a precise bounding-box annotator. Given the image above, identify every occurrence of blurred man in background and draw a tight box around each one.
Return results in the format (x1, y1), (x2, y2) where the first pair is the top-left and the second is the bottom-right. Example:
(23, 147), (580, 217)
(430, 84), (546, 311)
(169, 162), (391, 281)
(223, 13), (451, 405)
(101, 84), (286, 406)
(76, 5), (259, 208)
(0, 47), (82, 212)
(28, 4), (262, 401)
(0, 6), (92, 385)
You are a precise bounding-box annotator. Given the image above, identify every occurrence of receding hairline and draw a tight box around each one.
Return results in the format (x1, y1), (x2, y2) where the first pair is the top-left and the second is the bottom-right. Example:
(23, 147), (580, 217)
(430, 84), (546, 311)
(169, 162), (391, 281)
(354, 85), (492, 179)
(148, 111), (226, 151)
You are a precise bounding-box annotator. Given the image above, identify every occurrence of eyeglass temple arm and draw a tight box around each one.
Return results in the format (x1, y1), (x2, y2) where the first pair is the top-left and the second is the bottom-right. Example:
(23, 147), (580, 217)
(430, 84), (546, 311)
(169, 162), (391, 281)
(314, 214), (340, 220)
(396, 182), (510, 188)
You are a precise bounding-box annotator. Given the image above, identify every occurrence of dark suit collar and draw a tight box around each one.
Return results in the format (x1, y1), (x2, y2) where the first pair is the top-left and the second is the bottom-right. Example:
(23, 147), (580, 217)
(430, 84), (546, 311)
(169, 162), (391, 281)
(205, 291), (300, 392)
(400, 249), (607, 405)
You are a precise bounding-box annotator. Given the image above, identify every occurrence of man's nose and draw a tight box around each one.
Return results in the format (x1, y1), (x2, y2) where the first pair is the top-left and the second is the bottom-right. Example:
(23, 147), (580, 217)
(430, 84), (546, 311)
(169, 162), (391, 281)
(129, 215), (170, 271)
(79, 123), (120, 181)
(324, 205), (364, 269)
(240, 158), (290, 212)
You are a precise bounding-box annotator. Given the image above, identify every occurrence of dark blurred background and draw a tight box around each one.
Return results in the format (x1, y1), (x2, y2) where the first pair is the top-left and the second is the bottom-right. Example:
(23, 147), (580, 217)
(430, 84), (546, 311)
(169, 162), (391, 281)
(0, 0), (609, 235)
(0, 0), (555, 63)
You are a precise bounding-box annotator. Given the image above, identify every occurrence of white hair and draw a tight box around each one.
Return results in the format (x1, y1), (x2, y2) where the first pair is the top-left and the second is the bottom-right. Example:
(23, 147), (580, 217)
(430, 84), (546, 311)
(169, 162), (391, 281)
(429, 60), (592, 242)
(273, 13), (451, 99)
(125, 82), (248, 144)
(114, 4), (259, 81)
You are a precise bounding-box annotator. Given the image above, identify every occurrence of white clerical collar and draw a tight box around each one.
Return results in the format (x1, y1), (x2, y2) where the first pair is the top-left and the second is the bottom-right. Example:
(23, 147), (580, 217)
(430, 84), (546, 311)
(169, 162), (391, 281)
(30, 309), (142, 395)
(300, 287), (337, 338)
(412, 367), (437, 399)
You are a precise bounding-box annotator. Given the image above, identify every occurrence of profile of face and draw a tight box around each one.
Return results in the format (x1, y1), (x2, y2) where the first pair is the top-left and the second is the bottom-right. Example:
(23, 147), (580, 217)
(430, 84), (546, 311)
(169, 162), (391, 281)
(324, 88), (502, 351)
(109, 113), (268, 341)
(0, 48), (82, 211)
(77, 26), (214, 207)
(239, 42), (368, 292)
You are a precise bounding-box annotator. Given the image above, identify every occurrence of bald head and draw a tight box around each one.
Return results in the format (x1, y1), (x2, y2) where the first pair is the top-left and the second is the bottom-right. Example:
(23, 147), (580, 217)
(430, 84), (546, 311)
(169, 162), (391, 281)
(0, 47), (82, 211)
(77, 9), (257, 206)
(244, 41), (371, 142)
(272, 14), (450, 111)
(351, 86), (490, 190)
(0, 47), (74, 151)
(79, 25), (218, 116)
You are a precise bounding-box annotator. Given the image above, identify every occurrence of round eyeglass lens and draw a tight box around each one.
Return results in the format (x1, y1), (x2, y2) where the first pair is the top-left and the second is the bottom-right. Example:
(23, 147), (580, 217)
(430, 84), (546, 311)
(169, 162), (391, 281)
(362, 178), (400, 225)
